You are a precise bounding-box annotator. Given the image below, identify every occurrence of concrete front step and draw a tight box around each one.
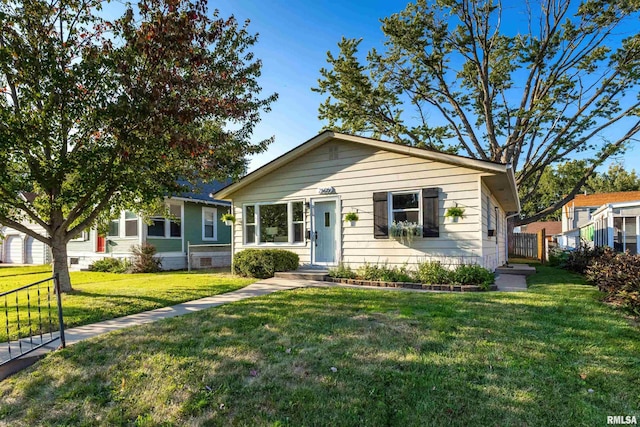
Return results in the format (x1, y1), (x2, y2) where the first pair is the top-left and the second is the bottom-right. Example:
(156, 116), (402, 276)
(274, 269), (329, 281)
(495, 264), (536, 276)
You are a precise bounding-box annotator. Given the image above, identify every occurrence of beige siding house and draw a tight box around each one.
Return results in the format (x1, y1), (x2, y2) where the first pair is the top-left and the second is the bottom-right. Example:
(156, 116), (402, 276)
(213, 132), (520, 271)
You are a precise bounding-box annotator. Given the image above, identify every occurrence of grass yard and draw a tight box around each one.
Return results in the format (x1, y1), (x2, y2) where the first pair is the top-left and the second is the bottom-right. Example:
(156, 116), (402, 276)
(0, 266), (256, 341)
(0, 265), (639, 426)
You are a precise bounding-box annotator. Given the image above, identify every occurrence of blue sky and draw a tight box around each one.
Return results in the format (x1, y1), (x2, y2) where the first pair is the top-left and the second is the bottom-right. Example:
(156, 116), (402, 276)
(125, 0), (640, 174)
(215, 1), (414, 172)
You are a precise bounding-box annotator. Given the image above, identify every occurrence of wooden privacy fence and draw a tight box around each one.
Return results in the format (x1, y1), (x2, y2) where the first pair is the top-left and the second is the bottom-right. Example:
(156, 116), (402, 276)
(509, 230), (547, 262)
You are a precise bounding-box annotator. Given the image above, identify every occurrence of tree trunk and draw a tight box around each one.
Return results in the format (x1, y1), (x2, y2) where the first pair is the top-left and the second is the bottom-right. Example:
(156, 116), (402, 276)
(51, 237), (73, 292)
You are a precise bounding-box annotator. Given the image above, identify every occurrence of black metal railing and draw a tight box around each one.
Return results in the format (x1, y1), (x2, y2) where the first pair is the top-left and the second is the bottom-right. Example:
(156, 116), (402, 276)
(1, 273), (65, 366)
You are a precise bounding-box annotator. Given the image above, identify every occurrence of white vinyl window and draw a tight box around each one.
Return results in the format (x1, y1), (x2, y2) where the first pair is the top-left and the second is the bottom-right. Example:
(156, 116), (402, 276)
(108, 219), (119, 237)
(202, 207), (218, 241)
(390, 191), (421, 224)
(487, 195), (495, 237)
(124, 211), (138, 237)
(245, 205), (256, 244)
(244, 201), (305, 245)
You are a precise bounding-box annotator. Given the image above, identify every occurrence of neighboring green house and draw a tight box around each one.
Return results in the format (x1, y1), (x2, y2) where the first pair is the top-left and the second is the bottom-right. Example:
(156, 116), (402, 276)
(66, 182), (232, 270)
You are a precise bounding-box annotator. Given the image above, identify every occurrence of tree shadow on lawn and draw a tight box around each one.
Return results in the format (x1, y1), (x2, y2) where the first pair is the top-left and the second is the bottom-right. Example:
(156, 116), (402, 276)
(1, 283), (638, 426)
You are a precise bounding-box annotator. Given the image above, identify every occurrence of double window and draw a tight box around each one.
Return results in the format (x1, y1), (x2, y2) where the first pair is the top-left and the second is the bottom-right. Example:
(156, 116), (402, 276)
(147, 203), (182, 238)
(244, 201), (305, 245)
(107, 211), (138, 238)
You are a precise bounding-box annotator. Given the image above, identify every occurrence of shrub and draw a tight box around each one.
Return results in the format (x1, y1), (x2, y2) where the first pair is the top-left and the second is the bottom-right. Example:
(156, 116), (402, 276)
(356, 262), (414, 283)
(328, 263), (356, 279)
(586, 250), (640, 316)
(89, 257), (128, 273)
(233, 249), (299, 279)
(564, 245), (607, 274)
(450, 264), (494, 290)
(130, 243), (162, 273)
(548, 247), (570, 267)
(415, 261), (451, 284)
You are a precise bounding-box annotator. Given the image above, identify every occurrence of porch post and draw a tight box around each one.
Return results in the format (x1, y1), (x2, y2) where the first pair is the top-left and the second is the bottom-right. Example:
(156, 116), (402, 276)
(607, 207), (614, 248)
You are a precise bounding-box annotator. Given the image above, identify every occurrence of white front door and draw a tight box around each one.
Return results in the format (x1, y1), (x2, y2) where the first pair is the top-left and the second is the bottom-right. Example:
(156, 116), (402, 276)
(312, 200), (338, 265)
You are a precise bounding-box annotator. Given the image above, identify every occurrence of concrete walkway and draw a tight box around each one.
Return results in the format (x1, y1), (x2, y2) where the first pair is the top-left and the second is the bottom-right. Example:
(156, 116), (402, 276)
(1, 273), (529, 379)
(494, 273), (528, 292)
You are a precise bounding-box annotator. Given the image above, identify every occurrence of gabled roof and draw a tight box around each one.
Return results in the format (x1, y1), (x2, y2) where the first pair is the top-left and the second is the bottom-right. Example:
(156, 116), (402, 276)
(213, 131), (520, 212)
(171, 180), (231, 206)
(569, 191), (640, 207)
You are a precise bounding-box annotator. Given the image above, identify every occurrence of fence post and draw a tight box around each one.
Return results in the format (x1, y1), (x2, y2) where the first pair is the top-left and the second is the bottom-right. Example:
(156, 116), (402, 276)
(537, 230), (546, 264)
(187, 241), (191, 273)
(53, 273), (66, 348)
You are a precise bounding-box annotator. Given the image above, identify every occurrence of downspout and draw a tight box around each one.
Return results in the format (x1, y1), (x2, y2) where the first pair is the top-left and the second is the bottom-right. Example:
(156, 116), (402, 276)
(230, 201), (235, 273)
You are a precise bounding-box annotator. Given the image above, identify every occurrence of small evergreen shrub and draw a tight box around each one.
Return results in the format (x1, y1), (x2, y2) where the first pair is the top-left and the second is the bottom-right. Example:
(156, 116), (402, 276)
(129, 243), (162, 273)
(233, 249), (299, 279)
(415, 261), (451, 284)
(328, 263), (356, 279)
(449, 264), (494, 290)
(89, 257), (128, 273)
(586, 250), (640, 316)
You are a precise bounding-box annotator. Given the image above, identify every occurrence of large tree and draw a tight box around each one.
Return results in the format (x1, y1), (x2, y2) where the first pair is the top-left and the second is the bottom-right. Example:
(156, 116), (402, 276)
(586, 163), (640, 193)
(0, 0), (276, 291)
(520, 160), (589, 221)
(314, 0), (640, 225)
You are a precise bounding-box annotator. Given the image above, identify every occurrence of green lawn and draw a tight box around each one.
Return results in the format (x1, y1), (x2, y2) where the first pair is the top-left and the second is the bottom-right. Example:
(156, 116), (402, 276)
(0, 266), (256, 341)
(0, 265), (638, 426)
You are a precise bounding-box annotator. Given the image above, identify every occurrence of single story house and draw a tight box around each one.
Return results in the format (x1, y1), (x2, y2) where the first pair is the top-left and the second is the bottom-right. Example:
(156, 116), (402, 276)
(560, 191), (640, 249)
(0, 182), (232, 269)
(213, 131), (520, 271)
(579, 200), (640, 254)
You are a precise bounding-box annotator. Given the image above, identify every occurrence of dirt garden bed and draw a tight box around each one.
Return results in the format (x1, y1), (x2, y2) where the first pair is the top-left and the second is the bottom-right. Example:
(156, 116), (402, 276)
(325, 277), (498, 292)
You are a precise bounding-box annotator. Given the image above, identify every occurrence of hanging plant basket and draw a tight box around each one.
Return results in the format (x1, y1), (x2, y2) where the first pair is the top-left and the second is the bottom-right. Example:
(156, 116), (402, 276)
(444, 206), (465, 223)
(220, 213), (235, 226)
(344, 212), (359, 226)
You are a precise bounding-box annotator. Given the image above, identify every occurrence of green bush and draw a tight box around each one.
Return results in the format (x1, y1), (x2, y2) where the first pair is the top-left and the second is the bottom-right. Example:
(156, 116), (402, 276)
(564, 245), (607, 274)
(415, 261), (451, 284)
(450, 264), (494, 290)
(233, 249), (299, 279)
(129, 243), (162, 273)
(586, 250), (640, 316)
(328, 263), (356, 279)
(548, 247), (570, 267)
(89, 257), (129, 273)
(356, 262), (414, 283)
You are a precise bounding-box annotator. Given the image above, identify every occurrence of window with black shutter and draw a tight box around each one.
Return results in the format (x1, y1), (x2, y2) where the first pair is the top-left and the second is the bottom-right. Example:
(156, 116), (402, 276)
(373, 188), (440, 239)
(373, 192), (388, 238)
(422, 188), (439, 237)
